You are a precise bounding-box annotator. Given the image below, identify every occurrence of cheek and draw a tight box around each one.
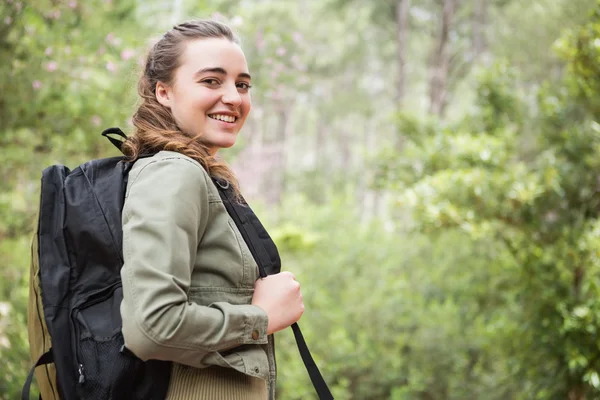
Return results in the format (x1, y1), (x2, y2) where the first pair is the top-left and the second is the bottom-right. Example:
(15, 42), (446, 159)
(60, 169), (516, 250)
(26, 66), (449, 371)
(173, 102), (206, 130)
(188, 95), (211, 118)
(243, 96), (252, 114)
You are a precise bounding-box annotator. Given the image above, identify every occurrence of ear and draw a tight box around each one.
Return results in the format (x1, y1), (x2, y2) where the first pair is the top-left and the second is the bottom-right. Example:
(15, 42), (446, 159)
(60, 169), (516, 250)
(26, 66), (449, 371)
(155, 81), (172, 108)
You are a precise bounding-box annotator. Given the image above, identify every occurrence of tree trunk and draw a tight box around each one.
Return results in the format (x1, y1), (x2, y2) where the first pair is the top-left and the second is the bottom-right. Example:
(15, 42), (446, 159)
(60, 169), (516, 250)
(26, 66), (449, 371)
(266, 107), (289, 206)
(314, 117), (326, 170)
(231, 105), (265, 200)
(310, 105), (328, 204)
(428, 0), (457, 117)
(472, 0), (488, 58)
(568, 385), (586, 400)
(395, 0), (411, 106)
(339, 127), (351, 172)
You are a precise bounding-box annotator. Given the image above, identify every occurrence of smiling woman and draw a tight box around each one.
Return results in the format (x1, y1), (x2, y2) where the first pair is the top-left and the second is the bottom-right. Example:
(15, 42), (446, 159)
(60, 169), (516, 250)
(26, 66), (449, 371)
(154, 39), (252, 154)
(122, 20), (249, 193)
(117, 20), (306, 400)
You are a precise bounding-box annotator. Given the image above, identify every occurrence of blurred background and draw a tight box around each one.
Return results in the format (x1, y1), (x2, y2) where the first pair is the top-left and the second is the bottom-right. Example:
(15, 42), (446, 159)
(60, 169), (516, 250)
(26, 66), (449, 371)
(2, 0), (600, 398)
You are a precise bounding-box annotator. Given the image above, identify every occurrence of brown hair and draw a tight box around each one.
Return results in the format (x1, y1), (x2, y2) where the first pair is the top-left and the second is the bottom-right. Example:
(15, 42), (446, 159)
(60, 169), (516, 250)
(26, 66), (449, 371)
(123, 19), (241, 194)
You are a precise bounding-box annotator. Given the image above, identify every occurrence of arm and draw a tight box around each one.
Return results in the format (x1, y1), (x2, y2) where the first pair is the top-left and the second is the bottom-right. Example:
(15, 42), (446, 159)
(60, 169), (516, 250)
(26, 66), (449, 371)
(120, 156), (268, 368)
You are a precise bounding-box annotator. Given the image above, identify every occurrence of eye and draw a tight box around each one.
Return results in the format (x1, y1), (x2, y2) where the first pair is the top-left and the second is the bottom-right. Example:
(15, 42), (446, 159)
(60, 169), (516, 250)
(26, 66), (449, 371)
(236, 82), (252, 92)
(201, 78), (221, 86)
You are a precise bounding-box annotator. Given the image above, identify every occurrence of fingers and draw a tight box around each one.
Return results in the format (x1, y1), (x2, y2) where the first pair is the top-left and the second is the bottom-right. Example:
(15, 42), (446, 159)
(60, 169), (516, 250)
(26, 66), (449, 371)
(285, 272), (300, 289)
(282, 271), (296, 280)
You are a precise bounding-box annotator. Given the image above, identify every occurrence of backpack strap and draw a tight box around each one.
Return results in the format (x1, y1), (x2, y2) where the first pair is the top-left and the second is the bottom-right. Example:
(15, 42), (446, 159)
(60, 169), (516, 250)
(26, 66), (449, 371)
(101, 127), (128, 152)
(291, 323), (333, 399)
(22, 349), (54, 400)
(213, 179), (334, 400)
(213, 179), (275, 278)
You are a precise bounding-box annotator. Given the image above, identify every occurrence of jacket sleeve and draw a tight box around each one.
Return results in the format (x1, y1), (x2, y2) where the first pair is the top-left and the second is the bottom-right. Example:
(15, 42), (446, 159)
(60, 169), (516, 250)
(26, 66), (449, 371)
(119, 156), (269, 368)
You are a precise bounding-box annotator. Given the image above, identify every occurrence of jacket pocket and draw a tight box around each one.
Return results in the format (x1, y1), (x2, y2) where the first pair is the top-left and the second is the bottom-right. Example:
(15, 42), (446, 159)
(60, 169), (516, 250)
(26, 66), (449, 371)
(227, 219), (260, 288)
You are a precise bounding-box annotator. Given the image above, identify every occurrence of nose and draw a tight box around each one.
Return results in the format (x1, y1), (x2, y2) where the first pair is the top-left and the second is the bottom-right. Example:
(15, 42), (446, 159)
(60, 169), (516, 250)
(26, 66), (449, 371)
(221, 82), (242, 107)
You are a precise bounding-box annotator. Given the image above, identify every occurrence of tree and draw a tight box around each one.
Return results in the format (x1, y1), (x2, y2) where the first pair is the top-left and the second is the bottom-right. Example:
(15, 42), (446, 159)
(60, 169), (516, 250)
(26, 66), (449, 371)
(396, 0), (411, 105)
(0, 1), (147, 397)
(380, 2), (600, 397)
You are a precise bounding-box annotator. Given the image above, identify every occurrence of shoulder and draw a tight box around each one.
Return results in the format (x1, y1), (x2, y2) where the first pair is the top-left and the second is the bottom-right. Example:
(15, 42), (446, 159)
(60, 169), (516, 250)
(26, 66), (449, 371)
(128, 151), (211, 189)
(131, 150), (207, 176)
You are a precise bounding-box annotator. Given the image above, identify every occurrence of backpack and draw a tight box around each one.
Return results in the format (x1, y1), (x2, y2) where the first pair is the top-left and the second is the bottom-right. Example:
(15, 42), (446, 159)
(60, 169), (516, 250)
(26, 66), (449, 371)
(23, 128), (333, 400)
(23, 128), (171, 400)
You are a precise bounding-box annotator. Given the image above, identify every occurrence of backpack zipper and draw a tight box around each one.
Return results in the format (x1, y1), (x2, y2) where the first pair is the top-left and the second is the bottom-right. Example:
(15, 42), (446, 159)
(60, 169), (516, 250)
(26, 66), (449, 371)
(78, 363), (85, 384)
(71, 309), (86, 385)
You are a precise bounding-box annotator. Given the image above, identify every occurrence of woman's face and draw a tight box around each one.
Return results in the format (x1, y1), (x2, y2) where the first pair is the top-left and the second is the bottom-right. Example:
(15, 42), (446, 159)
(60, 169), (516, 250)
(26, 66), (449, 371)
(156, 38), (252, 154)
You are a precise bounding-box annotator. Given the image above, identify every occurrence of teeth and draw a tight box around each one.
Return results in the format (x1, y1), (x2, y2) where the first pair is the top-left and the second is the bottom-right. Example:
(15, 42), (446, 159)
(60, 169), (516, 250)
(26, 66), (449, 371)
(209, 114), (236, 123)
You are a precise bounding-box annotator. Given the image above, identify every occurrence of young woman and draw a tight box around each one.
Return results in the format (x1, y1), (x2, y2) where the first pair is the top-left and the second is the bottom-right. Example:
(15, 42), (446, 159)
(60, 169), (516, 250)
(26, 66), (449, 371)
(119, 19), (304, 400)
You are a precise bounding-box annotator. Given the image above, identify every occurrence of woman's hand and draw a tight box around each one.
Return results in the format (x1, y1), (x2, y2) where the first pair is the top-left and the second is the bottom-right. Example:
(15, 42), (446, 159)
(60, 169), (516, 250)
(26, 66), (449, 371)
(251, 271), (304, 334)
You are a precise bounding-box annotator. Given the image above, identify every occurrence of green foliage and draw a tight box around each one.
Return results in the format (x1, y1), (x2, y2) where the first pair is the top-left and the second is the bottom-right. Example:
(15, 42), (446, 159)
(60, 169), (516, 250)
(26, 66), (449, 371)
(0, 1), (149, 397)
(3, 0), (600, 399)
(378, 3), (600, 398)
(0, 237), (31, 400)
(260, 195), (522, 399)
(489, 0), (598, 83)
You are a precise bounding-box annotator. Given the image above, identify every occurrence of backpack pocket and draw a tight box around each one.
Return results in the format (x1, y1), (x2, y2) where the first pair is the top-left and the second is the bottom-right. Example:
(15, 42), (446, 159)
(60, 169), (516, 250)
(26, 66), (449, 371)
(72, 282), (170, 400)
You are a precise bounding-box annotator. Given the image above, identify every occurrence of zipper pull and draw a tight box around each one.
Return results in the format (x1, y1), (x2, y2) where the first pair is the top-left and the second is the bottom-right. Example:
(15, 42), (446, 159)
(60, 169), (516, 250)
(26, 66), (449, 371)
(78, 364), (86, 384)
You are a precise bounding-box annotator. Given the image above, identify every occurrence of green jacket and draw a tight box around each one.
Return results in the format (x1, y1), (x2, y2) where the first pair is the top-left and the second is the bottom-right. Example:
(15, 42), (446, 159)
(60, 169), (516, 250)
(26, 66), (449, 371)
(119, 151), (276, 399)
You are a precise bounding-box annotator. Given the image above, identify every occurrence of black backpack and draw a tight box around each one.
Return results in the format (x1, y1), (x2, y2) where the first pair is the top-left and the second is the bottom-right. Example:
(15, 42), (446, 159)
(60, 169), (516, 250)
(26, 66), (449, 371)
(23, 128), (333, 400)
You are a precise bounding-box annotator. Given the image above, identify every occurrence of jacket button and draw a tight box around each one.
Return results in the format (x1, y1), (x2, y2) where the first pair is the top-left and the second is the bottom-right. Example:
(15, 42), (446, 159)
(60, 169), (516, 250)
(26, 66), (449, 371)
(254, 367), (260, 373)
(251, 330), (259, 340)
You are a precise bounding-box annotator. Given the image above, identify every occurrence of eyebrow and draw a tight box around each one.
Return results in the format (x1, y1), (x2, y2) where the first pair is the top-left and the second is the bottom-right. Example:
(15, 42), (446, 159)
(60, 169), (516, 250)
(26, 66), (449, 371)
(195, 67), (252, 80)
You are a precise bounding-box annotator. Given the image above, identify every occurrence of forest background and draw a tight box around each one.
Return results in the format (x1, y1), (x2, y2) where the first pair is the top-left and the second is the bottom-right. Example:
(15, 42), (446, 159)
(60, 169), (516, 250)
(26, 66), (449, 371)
(2, 0), (600, 399)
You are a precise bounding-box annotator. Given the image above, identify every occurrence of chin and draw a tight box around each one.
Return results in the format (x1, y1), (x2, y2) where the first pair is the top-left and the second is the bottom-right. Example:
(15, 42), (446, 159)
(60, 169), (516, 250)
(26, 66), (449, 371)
(201, 133), (238, 151)
(214, 140), (237, 150)
(216, 134), (239, 149)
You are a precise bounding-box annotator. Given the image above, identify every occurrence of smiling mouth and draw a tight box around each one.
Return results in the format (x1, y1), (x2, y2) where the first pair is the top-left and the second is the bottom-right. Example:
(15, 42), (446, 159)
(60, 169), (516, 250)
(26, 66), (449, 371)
(208, 114), (237, 123)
